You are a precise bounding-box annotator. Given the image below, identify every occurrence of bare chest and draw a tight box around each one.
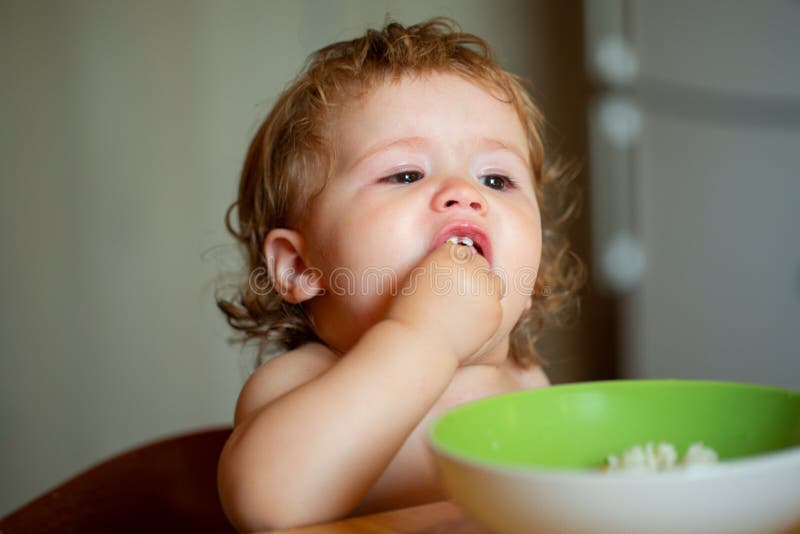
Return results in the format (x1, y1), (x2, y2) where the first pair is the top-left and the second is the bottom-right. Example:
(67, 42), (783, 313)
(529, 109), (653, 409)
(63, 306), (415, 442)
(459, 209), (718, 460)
(354, 364), (545, 515)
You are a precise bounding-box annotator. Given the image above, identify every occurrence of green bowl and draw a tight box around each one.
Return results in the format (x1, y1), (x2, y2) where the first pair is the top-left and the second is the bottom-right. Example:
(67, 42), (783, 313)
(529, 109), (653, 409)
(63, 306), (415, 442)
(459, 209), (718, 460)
(429, 380), (800, 534)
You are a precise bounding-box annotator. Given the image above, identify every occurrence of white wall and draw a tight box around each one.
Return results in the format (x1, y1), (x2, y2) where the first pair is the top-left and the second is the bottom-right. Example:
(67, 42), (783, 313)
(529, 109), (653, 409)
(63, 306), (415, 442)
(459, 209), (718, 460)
(0, 0), (563, 516)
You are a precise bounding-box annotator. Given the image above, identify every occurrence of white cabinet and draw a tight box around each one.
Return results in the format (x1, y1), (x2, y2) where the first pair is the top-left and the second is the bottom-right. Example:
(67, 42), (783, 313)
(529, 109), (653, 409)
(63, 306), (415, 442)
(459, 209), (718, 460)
(587, 1), (800, 388)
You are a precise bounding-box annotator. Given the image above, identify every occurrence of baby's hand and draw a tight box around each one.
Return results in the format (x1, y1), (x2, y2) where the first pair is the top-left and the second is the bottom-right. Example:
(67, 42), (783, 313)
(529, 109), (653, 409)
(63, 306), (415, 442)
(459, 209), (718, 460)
(386, 242), (504, 365)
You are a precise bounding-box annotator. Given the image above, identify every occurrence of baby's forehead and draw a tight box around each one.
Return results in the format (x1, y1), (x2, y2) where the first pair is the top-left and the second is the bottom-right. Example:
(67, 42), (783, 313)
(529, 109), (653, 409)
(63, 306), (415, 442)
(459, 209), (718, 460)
(331, 71), (513, 113)
(324, 73), (529, 157)
(327, 74), (519, 130)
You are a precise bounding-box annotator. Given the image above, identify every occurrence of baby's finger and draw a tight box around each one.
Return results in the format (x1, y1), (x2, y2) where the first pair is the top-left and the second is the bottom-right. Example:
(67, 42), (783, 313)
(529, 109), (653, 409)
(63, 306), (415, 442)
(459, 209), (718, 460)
(446, 241), (477, 265)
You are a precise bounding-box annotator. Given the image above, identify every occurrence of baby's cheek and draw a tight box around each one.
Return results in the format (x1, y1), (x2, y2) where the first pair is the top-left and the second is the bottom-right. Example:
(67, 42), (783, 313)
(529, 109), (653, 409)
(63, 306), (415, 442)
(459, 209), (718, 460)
(501, 283), (531, 324)
(502, 238), (540, 292)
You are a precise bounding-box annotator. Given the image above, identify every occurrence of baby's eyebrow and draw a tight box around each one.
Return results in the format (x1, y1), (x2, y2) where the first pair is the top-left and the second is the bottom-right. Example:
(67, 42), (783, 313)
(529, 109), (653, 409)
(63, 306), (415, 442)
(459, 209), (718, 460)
(349, 135), (529, 170)
(475, 137), (529, 167)
(350, 136), (429, 170)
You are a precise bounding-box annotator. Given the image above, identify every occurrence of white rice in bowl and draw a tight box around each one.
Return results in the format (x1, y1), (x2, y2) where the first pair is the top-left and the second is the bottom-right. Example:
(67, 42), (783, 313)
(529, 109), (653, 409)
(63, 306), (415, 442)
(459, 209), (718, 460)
(605, 441), (719, 473)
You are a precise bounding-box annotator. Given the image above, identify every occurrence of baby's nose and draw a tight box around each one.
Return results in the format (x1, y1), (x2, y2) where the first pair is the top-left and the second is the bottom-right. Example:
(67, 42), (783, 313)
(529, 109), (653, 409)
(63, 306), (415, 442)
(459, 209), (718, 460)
(431, 178), (487, 214)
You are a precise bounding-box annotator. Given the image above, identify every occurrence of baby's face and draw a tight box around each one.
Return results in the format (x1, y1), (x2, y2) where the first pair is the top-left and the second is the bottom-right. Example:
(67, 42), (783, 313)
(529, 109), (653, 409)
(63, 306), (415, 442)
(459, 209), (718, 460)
(303, 72), (542, 353)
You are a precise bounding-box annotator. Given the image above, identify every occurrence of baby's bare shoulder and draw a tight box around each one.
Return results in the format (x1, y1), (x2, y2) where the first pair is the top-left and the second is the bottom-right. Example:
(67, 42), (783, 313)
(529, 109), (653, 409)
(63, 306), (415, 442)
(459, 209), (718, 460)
(233, 343), (338, 425)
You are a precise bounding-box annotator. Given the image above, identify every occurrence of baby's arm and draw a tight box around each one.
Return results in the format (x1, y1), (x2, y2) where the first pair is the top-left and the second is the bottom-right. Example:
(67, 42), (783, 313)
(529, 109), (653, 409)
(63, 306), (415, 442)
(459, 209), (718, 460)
(217, 244), (502, 531)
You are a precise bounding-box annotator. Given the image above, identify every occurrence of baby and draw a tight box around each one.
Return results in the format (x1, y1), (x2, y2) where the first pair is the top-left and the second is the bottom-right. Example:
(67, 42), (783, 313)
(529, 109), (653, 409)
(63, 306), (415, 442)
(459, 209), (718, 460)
(216, 18), (582, 531)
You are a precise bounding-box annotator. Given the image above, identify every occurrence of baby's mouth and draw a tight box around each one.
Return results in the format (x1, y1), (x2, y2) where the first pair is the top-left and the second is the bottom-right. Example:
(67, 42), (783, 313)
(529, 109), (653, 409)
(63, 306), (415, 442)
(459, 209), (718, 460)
(431, 222), (493, 266)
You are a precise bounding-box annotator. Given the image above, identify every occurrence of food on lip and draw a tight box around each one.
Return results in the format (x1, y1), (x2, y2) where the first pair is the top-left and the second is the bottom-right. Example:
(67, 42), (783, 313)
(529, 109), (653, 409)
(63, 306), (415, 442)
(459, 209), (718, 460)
(446, 236), (474, 247)
(446, 235), (480, 257)
(604, 441), (719, 473)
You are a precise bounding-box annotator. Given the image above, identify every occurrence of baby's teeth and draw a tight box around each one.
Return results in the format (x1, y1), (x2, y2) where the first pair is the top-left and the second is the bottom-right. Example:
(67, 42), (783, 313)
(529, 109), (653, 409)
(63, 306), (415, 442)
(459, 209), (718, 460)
(461, 237), (473, 247)
(447, 236), (459, 244)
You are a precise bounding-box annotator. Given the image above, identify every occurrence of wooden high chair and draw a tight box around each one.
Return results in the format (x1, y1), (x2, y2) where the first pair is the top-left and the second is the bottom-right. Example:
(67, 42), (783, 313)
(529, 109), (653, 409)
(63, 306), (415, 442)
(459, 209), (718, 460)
(0, 427), (234, 533)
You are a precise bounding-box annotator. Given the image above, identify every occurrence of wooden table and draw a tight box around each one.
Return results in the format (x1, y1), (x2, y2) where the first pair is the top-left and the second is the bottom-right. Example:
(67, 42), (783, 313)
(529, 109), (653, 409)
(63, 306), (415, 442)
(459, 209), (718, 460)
(268, 501), (800, 533)
(270, 501), (486, 533)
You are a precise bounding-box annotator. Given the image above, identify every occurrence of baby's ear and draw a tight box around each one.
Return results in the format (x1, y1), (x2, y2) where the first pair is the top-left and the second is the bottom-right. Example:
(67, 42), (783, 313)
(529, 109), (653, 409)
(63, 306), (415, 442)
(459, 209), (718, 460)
(263, 229), (323, 303)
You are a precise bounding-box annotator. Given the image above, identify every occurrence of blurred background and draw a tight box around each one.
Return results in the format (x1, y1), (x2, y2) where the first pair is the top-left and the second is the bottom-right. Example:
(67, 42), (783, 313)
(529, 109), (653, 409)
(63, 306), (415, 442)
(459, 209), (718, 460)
(1, 0), (798, 517)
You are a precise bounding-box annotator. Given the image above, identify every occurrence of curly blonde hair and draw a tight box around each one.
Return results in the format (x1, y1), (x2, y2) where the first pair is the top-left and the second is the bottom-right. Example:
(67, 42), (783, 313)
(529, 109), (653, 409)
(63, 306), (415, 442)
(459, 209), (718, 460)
(218, 17), (584, 369)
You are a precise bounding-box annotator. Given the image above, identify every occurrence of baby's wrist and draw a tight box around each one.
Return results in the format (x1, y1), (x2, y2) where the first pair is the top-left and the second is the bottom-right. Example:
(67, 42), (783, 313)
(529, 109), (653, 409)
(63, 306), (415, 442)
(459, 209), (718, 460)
(380, 317), (459, 369)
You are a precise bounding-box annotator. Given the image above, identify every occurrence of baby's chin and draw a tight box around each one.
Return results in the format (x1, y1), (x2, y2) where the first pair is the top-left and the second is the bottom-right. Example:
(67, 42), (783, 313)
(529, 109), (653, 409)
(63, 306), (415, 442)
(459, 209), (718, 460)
(463, 333), (512, 367)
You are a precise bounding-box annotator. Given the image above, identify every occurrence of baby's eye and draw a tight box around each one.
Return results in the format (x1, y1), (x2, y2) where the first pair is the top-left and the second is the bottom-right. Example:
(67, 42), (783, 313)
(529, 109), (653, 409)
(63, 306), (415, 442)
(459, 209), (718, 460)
(480, 174), (515, 191)
(382, 170), (424, 184)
